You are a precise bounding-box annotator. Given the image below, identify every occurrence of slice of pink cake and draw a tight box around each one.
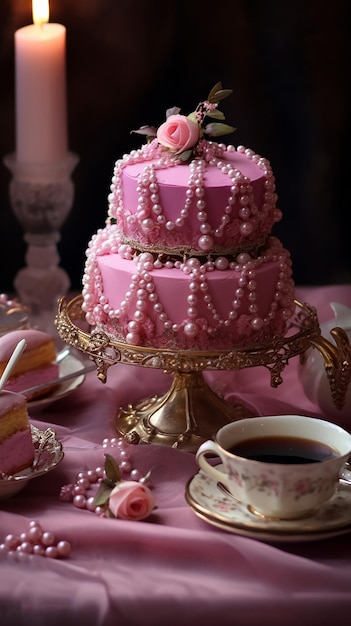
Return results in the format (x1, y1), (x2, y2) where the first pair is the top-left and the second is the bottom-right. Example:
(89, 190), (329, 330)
(0, 390), (35, 476)
(0, 329), (59, 400)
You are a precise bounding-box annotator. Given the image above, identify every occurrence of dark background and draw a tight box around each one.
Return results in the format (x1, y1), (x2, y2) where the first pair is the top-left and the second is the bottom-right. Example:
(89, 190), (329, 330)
(0, 0), (350, 294)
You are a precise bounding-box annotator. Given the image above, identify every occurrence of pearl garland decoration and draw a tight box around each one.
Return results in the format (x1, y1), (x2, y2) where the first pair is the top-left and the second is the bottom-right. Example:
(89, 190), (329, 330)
(82, 224), (295, 347)
(0, 520), (71, 560)
(106, 138), (279, 255)
(59, 436), (149, 517)
(81, 137), (295, 348)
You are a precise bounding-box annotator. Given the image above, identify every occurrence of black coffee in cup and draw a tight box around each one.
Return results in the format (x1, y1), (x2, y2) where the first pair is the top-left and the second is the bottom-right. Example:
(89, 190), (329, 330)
(228, 435), (339, 464)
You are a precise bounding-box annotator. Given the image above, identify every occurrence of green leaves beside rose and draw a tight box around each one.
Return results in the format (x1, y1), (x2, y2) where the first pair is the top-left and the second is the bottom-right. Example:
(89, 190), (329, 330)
(132, 81), (236, 161)
(93, 454), (155, 521)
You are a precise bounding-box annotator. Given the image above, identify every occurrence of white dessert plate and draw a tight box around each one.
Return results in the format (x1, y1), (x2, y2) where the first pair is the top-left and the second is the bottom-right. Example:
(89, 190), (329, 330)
(185, 465), (351, 542)
(0, 425), (64, 499)
(28, 353), (91, 410)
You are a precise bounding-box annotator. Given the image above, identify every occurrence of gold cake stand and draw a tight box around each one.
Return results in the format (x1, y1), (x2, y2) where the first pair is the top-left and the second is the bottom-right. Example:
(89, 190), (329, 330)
(55, 295), (351, 452)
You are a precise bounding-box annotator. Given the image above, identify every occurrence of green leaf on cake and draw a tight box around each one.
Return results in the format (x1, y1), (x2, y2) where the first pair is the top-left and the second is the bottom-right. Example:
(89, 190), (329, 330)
(211, 89), (233, 103)
(166, 106), (181, 118)
(207, 81), (223, 101)
(205, 109), (225, 120)
(207, 82), (233, 104)
(178, 149), (193, 161)
(204, 122), (236, 137)
(131, 125), (157, 138)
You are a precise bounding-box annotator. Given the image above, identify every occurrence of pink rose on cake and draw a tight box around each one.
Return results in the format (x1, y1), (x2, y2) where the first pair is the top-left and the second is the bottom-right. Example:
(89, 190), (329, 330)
(132, 82), (235, 162)
(157, 114), (200, 154)
(108, 481), (155, 520)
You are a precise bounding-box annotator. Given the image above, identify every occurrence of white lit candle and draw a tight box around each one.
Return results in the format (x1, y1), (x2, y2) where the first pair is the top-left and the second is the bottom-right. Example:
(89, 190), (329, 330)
(14, 0), (68, 164)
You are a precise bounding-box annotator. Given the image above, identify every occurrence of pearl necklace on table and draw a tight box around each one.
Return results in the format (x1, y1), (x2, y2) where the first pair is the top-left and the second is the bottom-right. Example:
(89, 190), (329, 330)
(59, 436), (148, 516)
(0, 436), (149, 561)
(0, 520), (71, 560)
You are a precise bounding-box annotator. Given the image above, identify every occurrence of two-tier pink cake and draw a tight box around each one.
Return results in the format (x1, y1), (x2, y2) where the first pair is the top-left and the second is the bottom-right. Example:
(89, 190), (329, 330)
(82, 84), (295, 350)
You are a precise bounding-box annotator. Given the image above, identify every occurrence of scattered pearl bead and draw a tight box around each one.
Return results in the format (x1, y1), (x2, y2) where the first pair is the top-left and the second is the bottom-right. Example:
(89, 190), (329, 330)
(41, 531), (55, 547)
(1, 522), (71, 560)
(45, 546), (59, 559)
(57, 541), (71, 558)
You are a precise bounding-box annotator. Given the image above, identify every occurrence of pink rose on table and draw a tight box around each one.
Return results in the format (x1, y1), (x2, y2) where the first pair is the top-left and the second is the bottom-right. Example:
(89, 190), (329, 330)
(108, 481), (155, 520)
(157, 114), (200, 153)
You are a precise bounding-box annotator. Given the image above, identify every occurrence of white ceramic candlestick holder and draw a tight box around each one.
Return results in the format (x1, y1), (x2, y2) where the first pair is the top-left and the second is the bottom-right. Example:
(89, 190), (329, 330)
(4, 152), (78, 336)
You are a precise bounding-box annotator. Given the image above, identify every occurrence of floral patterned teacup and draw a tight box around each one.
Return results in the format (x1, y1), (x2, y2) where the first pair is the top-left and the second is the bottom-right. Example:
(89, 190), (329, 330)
(196, 415), (351, 520)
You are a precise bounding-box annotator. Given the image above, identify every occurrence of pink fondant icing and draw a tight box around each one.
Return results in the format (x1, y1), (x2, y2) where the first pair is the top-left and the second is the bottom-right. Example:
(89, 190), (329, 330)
(4, 363), (59, 395)
(0, 390), (26, 417)
(107, 140), (281, 255)
(82, 138), (295, 350)
(83, 226), (295, 350)
(0, 391), (34, 476)
(0, 428), (34, 475)
(0, 329), (54, 362)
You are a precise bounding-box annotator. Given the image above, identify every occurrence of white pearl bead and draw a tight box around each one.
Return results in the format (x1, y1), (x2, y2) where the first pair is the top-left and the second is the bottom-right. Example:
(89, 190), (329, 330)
(198, 235), (213, 251)
(184, 322), (199, 337)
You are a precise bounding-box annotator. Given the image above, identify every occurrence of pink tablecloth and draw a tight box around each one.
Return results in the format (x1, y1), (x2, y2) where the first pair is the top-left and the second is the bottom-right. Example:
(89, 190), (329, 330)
(1, 285), (351, 626)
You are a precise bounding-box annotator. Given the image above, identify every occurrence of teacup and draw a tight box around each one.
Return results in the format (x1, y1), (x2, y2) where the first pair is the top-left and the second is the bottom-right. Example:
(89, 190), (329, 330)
(196, 415), (351, 520)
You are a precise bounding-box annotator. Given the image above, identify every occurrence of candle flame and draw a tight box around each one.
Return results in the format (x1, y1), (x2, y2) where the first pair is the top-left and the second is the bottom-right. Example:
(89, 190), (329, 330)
(32, 0), (50, 25)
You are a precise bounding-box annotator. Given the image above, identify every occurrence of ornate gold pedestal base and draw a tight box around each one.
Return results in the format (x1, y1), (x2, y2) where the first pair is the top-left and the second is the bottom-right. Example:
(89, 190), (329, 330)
(115, 371), (254, 451)
(56, 295), (351, 453)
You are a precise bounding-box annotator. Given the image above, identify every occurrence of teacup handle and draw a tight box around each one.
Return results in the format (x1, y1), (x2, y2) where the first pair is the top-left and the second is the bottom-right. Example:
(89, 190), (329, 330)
(196, 440), (228, 484)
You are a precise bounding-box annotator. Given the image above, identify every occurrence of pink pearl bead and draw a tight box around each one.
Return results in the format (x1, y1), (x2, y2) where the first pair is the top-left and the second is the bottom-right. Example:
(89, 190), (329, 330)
(198, 235), (213, 251)
(86, 497), (97, 512)
(19, 541), (33, 554)
(45, 546), (59, 559)
(42, 531), (55, 547)
(28, 526), (43, 543)
(57, 541), (72, 558)
(78, 477), (90, 489)
(120, 460), (132, 473)
(186, 258), (201, 270)
(215, 257), (229, 271)
(126, 332), (140, 345)
(116, 438), (127, 449)
(73, 494), (87, 509)
(95, 506), (105, 516)
(33, 544), (45, 556)
(251, 317), (264, 330)
(4, 534), (20, 550)
(127, 320), (140, 332)
(237, 252), (251, 264)
(184, 322), (199, 338)
(29, 520), (42, 529)
(95, 466), (105, 478)
(130, 469), (143, 481)
(73, 484), (86, 496)
(87, 470), (98, 483)
(119, 448), (131, 460)
(240, 222), (253, 235)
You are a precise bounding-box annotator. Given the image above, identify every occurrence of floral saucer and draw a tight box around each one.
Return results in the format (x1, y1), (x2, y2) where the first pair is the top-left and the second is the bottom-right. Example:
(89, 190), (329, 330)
(185, 465), (351, 542)
(0, 425), (64, 499)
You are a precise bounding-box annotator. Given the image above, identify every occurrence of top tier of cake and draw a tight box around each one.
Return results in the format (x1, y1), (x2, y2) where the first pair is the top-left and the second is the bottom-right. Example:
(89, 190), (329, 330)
(107, 139), (281, 258)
